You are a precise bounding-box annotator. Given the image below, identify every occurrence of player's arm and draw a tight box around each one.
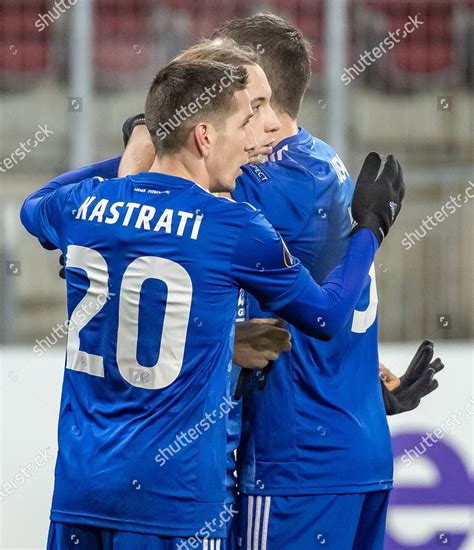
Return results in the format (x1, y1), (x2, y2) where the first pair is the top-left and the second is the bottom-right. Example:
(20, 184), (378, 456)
(22, 156), (120, 271)
(233, 318), (292, 369)
(379, 364), (400, 391)
(20, 157), (121, 250)
(381, 340), (444, 415)
(119, 114), (155, 177)
(231, 153), (405, 340)
(231, 220), (377, 340)
(24, 111), (133, 223)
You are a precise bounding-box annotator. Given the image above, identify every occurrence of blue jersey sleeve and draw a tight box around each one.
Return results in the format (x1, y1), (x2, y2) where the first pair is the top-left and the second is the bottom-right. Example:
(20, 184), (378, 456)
(46, 156), (121, 187)
(230, 211), (379, 340)
(20, 157), (120, 250)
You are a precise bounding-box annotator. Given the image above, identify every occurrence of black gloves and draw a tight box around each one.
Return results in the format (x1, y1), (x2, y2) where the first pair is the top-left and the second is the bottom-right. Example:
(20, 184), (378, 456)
(351, 152), (405, 245)
(382, 340), (444, 415)
(59, 253), (65, 279)
(122, 113), (146, 148)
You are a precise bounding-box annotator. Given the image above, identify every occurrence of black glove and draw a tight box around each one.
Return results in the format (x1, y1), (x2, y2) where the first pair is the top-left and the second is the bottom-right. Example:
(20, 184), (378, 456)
(233, 362), (274, 400)
(59, 253), (65, 279)
(351, 152), (405, 245)
(122, 113), (146, 148)
(382, 340), (444, 415)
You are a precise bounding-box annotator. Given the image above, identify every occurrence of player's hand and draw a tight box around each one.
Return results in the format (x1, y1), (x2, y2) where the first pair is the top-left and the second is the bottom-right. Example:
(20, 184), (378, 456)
(233, 318), (292, 369)
(119, 114), (155, 178)
(122, 113), (146, 147)
(351, 152), (405, 244)
(379, 363), (400, 391)
(59, 253), (65, 279)
(382, 340), (444, 415)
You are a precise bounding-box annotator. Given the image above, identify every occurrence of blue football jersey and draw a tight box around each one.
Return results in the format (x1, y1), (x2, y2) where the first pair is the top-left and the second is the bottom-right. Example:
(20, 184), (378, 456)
(20, 171), (321, 536)
(232, 128), (393, 495)
(21, 168), (379, 536)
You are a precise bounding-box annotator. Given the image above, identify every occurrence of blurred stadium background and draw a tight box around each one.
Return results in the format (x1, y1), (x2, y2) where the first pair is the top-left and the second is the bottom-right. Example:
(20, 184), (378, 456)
(0, 0), (472, 548)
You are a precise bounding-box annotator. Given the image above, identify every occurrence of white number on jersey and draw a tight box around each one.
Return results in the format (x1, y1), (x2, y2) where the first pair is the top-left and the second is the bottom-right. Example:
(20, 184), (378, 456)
(330, 154), (350, 184)
(65, 245), (192, 389)
(351, 263), (378, 333)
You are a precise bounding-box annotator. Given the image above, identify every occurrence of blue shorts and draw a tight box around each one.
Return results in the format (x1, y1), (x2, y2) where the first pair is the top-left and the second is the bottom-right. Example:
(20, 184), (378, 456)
(230, 491), (390, 550)
(47, 521), (226, 550)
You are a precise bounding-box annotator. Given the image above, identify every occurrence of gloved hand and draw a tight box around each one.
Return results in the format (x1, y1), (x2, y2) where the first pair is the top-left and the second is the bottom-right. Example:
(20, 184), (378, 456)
(382, 340), (444, 415)
(351, 152), (405, 244)
(122, 113), (146, 148)
(59, 253), (65, 280)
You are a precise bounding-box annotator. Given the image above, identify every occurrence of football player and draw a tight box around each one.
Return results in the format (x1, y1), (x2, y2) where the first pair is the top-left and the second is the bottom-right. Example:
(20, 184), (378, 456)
(21, 56), (404, 550)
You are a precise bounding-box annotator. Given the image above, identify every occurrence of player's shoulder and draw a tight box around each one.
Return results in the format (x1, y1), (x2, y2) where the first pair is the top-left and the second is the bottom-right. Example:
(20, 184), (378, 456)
(239, 130), (351, 191)
(280, 130), (351, 187)
(193, 185), (259, 220)
(71, 174), (109, 193)
(62, 175), (111, 205)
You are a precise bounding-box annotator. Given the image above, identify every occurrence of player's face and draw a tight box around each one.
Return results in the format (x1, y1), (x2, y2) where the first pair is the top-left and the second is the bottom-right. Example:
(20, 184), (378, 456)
(244, 64), (281, 163)
(207, 88), (255, 192)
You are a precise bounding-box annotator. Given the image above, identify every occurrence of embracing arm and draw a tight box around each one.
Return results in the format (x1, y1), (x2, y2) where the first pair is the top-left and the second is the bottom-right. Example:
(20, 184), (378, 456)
(21, 156), (121, 241)
(231, 153), (405, 340)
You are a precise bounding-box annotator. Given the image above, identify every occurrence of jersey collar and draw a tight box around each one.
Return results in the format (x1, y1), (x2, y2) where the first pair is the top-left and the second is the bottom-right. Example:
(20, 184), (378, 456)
(129, 172), (199, 189)
(271, 127), (312, 156)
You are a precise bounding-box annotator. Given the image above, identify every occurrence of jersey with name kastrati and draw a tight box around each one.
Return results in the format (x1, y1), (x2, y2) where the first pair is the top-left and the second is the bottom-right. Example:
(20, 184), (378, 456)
(20, 171), (322, 537)
(232, 128), (393, 495)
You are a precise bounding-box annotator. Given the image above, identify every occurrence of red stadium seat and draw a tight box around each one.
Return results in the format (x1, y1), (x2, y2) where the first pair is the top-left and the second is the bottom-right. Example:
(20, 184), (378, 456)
(162, 0), (247, 20)
(0, 40), (49, 72)
(93, 0), (153, 83)
(359, 0), (460, 91)
(95, 14), (147, 35)
(183, 0), (250, 39)
(95, 0), (149, 13)
(364, 0), (456, 74)
(94, 41), (153, 73)
(0, 1), (51, 84)
(261, 0), (325, 74)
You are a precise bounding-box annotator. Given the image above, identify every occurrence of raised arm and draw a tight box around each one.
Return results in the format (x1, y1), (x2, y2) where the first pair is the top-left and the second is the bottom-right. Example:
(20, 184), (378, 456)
(20, 156), (121, 261)
(231, 153), (405, 340)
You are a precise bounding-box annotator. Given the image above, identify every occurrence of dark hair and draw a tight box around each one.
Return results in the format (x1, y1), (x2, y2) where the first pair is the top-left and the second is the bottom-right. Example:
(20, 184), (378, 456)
(145, 60), (248, 155)
(174, 38), (258, 67)
(212, 13), (312, 119)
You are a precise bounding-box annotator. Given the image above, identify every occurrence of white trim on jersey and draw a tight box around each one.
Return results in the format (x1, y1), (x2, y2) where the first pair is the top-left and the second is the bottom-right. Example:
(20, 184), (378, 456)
(247, 496), (254, 550)
(246, 495), (272, 550)
(269, 144), (289, 163)
(253, 496), (262, 550)
(261, 497), (272, 550)
(203, 540), (221, 550)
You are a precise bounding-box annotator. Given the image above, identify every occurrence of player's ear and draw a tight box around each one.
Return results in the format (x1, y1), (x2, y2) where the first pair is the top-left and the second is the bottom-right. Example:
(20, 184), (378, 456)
(193, 122), (212, 158)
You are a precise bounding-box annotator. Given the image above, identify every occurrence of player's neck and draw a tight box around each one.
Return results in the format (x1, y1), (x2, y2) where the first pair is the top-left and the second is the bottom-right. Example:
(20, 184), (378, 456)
(148, 155), (212, 192)
(272, 112), (299, 147)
